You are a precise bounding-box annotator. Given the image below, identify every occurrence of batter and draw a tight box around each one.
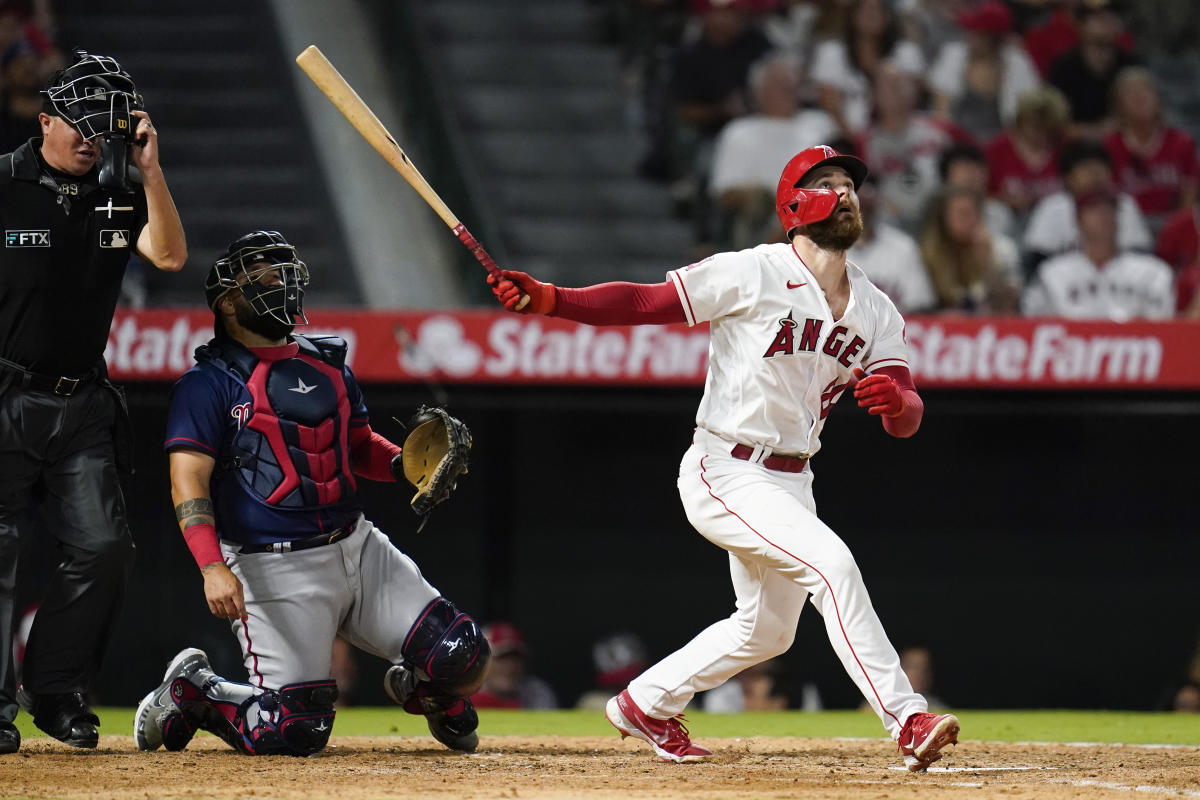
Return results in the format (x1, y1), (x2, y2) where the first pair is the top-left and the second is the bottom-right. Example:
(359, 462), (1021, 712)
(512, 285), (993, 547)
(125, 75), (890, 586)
(132, 231), (489, 757)
(488, 146), (960, 771)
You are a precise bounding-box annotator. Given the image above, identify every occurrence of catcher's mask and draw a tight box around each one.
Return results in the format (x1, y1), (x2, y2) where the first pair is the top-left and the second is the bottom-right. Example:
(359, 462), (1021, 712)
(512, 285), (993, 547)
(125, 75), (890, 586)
(206, 230), (310, 327)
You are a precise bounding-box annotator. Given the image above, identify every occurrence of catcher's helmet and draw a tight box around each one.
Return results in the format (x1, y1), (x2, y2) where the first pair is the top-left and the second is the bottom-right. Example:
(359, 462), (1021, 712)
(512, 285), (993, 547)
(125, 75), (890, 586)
(205, 230), (310, 326)
(42, 50), (143, 140)
(775, 145), (869, 235)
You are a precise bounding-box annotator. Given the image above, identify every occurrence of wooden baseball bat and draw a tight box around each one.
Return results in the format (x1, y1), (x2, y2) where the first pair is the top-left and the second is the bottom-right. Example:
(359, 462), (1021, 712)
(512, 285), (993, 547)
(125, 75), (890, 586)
(295, 45), (531, 308)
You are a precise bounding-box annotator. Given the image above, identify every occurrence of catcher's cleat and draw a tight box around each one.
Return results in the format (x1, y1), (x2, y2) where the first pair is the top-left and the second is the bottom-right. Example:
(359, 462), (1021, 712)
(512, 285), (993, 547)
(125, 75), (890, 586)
(605, 690), (711, 763)
(898, 711), (960, 772)
(384, 665), (479, 753)
(134, 647), (210, 751)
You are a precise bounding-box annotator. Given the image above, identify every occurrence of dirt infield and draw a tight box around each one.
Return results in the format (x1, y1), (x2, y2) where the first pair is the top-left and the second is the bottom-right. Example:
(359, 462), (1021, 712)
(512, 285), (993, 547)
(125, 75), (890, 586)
(1, 735), (1197, 799)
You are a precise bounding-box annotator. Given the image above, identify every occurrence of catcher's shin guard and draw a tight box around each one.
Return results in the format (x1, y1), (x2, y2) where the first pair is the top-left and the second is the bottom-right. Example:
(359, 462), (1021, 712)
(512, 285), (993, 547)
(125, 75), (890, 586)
(384, 664), (480, 752)
(402, 597), (490, 696)
(171, 676), (338, 756)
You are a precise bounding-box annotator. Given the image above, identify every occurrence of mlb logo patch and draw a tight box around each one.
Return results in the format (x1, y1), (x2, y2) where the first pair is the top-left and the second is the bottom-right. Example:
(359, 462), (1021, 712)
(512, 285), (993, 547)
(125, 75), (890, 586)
(6, 229), (50, 247)
(100, 229), (131, 249)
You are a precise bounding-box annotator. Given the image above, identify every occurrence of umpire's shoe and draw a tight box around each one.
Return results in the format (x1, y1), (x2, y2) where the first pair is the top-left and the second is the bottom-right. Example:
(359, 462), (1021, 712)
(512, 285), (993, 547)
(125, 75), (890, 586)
(0, 720), (19, 754)
(384, 665), (479, 753)
(16, 687), (99, 749)
(135, 647), (210, 751)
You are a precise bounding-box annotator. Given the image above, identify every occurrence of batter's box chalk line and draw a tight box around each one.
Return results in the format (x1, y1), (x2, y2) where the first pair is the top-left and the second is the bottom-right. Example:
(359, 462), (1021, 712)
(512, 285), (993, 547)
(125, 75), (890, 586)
(885, 765), (1059, 773)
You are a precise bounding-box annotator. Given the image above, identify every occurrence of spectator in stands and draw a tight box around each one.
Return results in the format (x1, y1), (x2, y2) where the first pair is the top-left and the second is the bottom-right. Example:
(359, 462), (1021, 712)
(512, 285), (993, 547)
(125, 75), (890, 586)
(1022, 187), (1174, 319)
(940, 141), (1016, 239)
(0, 38), (42, 154)
(900, 646), (948, 711)
(641, 0), (772, 186)
(1047, 0), (1139, 140)
(701, 657), (789, 712)
(575, 631), (649, 712)
(927, 0), (1041, 143)
(0, 0), (59, 81)
(985, 86), (1071, 224)
(1155, 203), (1200, 315)
(848, 175), (936, 313)
(1173, 683), (1200, 713)
(860, 60), (949, 234)
(708, 51), (836, 249)
(1023, 137), (1151, 271)
(919, 185), (1022, 313)
(810, 0), (925, 137)
(1103, 67), (1200, 235)
(472, 622), (558, 710)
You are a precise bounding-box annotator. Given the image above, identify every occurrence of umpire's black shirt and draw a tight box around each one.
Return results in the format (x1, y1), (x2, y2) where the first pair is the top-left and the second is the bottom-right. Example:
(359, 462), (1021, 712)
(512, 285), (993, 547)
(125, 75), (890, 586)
(0, 137), (148, 376)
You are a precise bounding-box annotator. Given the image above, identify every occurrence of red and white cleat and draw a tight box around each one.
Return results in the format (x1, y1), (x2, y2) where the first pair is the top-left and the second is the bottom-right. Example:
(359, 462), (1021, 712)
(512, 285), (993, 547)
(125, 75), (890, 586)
(898, 711), (960, 772)
(605, 690), (712, 763)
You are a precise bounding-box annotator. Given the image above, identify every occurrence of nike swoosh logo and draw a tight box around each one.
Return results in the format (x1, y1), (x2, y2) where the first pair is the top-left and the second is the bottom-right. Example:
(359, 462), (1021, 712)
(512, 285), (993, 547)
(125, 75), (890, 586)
(786, 281), (807, 289)
(289, 378), (316, 394)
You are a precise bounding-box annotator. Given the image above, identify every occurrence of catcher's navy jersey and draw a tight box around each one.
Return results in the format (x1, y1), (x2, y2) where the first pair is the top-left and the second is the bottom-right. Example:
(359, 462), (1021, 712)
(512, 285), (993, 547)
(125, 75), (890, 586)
(164, 337), (370, 545)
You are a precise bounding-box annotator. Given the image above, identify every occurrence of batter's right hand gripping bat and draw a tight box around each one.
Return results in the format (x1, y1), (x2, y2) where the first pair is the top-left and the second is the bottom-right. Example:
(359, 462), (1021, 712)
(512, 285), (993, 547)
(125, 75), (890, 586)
(295, 45), (530, 310)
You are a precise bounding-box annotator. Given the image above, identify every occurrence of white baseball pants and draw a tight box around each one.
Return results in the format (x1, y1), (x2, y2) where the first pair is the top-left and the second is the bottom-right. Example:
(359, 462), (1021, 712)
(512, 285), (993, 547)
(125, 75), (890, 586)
(627, 428), (925, 738)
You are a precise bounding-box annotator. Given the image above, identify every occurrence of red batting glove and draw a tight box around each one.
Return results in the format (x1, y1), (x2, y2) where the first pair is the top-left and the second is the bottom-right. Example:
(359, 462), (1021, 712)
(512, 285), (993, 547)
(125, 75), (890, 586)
(852, 367), (906, 418)
(486, 269), (556, 315)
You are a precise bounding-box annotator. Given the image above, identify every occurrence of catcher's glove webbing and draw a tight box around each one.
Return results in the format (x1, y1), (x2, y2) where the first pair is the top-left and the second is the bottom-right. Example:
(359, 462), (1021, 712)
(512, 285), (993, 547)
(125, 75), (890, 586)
(395, 406), (472, 528)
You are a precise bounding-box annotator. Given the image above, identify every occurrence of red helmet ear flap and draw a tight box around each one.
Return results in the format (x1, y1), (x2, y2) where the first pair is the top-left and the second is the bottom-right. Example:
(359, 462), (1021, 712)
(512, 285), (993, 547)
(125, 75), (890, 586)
(777, 187), (839, 234)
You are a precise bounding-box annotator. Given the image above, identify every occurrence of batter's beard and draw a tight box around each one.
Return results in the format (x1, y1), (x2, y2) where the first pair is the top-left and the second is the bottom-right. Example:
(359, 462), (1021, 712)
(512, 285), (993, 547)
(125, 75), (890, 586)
(797, 207), (864, 252)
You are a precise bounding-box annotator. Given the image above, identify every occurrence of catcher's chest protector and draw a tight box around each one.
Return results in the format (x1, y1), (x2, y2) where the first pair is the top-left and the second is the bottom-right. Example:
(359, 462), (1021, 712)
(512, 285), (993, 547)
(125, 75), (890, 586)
(203, 337), (357, 509)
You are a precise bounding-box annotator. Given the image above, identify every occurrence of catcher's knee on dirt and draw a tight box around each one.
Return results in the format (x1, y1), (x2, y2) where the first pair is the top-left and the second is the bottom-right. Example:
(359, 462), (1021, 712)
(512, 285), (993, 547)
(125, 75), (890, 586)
(172, 677), (338, 756)
(402, 597), (490, 696)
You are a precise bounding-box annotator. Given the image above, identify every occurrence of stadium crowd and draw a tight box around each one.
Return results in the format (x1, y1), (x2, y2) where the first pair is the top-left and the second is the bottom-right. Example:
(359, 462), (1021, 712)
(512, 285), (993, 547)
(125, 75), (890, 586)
(607, 0), (1200, 320)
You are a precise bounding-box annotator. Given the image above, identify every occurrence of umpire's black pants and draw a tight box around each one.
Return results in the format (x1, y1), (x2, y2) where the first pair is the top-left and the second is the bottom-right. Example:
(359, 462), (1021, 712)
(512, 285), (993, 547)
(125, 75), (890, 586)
(0, 377), (135, 724)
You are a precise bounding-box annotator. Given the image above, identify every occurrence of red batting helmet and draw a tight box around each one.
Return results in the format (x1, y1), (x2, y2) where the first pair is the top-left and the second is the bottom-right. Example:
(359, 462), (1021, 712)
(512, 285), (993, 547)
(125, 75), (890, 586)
(776, 145), (869, 234)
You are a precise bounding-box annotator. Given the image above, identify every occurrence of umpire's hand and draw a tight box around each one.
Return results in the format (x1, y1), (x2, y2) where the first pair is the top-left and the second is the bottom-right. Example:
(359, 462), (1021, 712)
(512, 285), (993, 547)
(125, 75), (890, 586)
(202, 563), (248, 621)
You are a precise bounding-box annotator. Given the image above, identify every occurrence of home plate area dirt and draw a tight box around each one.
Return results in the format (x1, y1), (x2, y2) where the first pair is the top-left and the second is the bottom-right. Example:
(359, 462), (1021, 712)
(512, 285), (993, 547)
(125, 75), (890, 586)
(1, 735), (1197, 799)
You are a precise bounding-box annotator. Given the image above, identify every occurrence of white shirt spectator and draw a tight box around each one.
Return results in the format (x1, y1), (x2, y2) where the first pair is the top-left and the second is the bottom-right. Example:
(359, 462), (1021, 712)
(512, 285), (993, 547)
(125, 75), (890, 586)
(1023, 190), (1152, 257)
(1022, 251), (1175, 320)
(709, 111), (837, 197)
(810, 38), (925, 133)
(927, 40), (1040, 126)
(862, 118), (949, 233)
(849, 222), (937, 313)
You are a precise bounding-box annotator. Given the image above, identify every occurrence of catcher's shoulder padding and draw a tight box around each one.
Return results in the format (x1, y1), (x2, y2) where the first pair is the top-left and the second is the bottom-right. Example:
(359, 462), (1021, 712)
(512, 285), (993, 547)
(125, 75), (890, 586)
(400, 406), (472, 518)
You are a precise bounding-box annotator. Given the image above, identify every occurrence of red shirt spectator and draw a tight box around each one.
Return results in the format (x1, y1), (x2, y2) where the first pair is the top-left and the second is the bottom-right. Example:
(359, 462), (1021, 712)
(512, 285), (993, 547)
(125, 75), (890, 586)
(985, 87), (1071, 216)
(1023, 2), (1134, 78)
(1155, 204), (1200, 313)
(1103, 68), (1200, 222)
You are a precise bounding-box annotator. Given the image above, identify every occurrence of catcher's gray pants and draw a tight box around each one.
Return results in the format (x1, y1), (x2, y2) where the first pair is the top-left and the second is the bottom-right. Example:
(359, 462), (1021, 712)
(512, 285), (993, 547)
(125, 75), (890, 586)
(0, 380), (135, 722)
(220, 515), (439, 688)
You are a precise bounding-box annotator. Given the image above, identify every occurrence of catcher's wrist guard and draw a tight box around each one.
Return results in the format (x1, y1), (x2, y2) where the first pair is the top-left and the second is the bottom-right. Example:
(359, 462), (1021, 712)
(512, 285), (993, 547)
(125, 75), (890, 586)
(398, 406), (472, 529)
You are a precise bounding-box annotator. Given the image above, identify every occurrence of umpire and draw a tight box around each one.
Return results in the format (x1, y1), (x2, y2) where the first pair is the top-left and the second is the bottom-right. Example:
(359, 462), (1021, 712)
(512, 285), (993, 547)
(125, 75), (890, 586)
(0, 50), (186, 753)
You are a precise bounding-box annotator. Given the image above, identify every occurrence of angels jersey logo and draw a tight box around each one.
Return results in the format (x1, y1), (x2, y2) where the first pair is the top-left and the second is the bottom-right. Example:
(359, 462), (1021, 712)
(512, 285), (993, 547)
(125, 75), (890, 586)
(762, 314), (866, 368)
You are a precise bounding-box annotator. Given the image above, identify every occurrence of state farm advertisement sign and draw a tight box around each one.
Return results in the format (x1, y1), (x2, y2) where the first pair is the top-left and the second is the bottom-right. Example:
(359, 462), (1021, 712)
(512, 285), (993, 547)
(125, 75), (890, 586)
(106, 309), (1200, 390)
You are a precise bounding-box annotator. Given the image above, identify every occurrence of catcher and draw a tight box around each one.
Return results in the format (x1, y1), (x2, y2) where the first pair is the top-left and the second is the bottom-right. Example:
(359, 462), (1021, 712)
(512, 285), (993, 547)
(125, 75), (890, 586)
(133, 231), (485, 757)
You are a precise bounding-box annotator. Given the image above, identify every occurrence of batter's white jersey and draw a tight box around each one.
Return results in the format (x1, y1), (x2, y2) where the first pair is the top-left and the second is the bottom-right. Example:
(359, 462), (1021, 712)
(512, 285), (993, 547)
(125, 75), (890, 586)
(669, 242), (909, 458)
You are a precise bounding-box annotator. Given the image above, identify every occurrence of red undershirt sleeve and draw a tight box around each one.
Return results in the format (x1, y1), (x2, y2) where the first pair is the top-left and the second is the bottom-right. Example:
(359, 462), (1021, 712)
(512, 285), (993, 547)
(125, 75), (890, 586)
(874, 365), (923, 438)
(551, 281), (686, 325)
(349, 424), (401, 482)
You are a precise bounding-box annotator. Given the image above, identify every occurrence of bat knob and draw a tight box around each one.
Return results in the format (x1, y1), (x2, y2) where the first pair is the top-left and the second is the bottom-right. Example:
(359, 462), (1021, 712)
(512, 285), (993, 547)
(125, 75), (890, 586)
(515, 294), (531, 312)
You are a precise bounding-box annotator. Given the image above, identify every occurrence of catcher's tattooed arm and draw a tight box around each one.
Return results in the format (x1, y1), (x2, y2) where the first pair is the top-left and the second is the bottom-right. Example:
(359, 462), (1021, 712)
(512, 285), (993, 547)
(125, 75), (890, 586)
(169, 448), (247, 621)
(174, 497), (214, 528)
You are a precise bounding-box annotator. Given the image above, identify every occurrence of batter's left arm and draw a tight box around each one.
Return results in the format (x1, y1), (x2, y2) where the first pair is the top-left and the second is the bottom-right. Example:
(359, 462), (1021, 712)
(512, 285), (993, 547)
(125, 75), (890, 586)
(852, 365), (923, 439)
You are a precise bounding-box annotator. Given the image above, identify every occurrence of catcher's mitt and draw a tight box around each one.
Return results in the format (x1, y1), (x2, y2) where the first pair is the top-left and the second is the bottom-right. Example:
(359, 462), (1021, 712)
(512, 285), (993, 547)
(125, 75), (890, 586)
(394, 406), (472, 525)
